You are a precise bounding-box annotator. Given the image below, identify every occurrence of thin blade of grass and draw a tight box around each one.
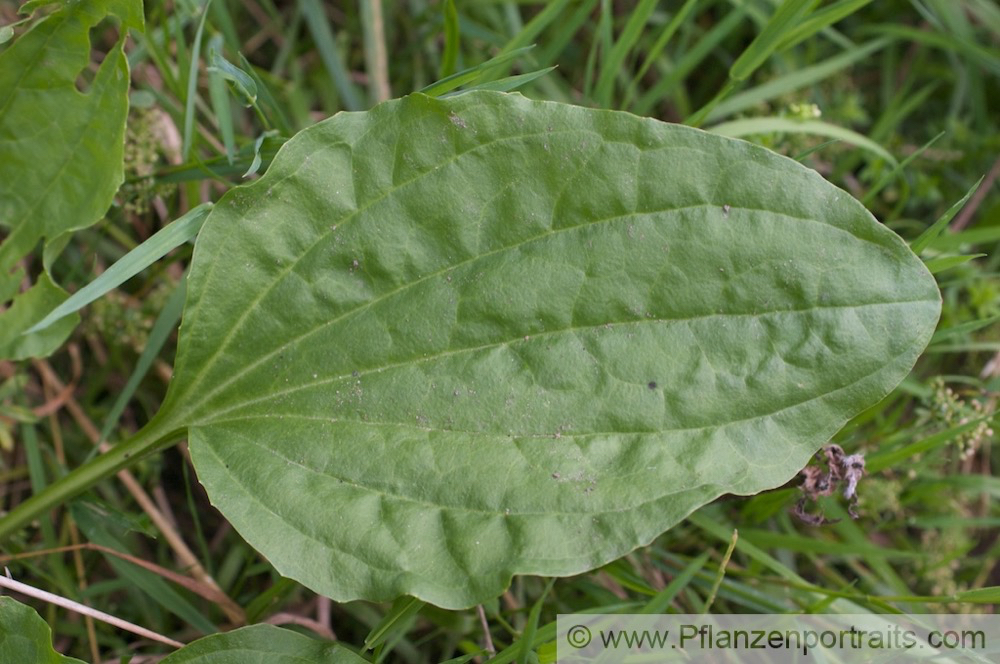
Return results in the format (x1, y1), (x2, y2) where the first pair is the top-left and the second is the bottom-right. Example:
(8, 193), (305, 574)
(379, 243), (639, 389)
(517, 579), (554, 664)
(910, 177), (985, 254)
(729, 0), (817, 82)
(866, 414), (996, 473)
(419, 45), (535, 97)
(640, 552), (710, 614)
(25, 204), (211, 335)
(440, 0), (459, 79)
(708, 117), (896, 164)
(623, 0), (699, 110)
(931, 313), (1000, 344)
(594, 0), (658, 108)
(776, 0), (874, 51)
(97, 279), (187, 446)
(298, 0), (363, 110)
(707, 37), (891, 123)
(182, 0), (212, 161)
(861, 130), (944, 206)
(206, 34), (235, 164)
(448, 66), (555, 94)
(925, 254), (983, 274)
(364, 597), (425, 651)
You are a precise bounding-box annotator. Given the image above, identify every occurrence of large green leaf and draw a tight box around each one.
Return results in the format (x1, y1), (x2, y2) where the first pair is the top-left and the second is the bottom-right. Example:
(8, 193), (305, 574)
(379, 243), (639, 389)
(149, 91), (938, 608)
(160, 625), (368, 664)
(0, 597), (85, 664)
(0, 0), (142, 359)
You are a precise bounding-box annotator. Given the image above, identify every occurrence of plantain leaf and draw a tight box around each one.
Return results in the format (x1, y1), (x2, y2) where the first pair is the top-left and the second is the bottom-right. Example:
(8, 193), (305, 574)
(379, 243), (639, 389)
(160, 625), (367, 663)
(0, 597), (85, 664)
(0, 0), (142, 358)
(145, 91), (938, 608)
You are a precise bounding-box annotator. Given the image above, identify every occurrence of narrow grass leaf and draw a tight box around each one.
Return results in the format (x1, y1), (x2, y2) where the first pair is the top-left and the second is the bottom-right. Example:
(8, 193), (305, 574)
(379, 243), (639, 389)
(866, 414), (995, 473)
(97, 280), (187, 446)
(448, 67), (555, 94)
(517, 579), (554, 664)
(71, 502), (219, 635)
(910, 177), (985, 254)
(206, 34), (235, 164)
(594, 0), (657, 108)
(182, 0), (211, 161)
(795, 139), (840, 161)
(777, 0), (874, 51)
(930, 313), (1000, 344)
(25, 204), (211, 335)
(729, 0), (817, 82)
(624, 0), (698, 109)
(708, 117), (897, 164)
(925, 254), (983, 274)
(708, 37), (891, 123)
(440, 0), (459, 79)
(634, 7), (747, 115)
(299, 0), (363, 110)
(364, 597), (425, 651)
(641, 553), (710, 614)
(861, 131), (944, 206)
(419, 46), (535, 97)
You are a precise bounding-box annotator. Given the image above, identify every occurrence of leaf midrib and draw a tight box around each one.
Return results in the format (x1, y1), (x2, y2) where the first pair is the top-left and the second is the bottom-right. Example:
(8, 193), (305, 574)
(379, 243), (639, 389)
(196, 297), (933, 427)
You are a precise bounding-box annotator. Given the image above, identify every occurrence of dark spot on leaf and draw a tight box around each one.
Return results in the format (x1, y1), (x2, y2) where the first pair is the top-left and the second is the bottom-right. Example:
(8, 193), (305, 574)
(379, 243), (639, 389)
(648, 381), (657, 390)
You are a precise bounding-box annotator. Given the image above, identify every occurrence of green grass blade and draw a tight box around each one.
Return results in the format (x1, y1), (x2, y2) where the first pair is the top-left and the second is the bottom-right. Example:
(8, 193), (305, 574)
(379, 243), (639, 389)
(440, 0), (459, 79)
(634, 7), (747, 115)
(866, 414), (995, 473)
(861, 130), (943, 206)
(364, 597), (425, 651)
(623, 0), (699, 109)
(707, 37), (891, 123)
(419, 46), (535, 97)
(729, 0), (817, 82)
(925, 254), (983, 274)
(910, 177), (985, 254)
(777, 0), (874, 51)
(182, 0), (212, 161)
(708, 117), (896, 164)
(206, 34), (235, 164)
(517, 579), (554, 664)
(931, 313), (1000, 344)
(25, 204), (211, 335)
(449, 66), (556, 94)
(640, 552), (710, 614)
(97, 279), (187, 446)
(298, 0), (363, 110)
(594, 0), (658, 108)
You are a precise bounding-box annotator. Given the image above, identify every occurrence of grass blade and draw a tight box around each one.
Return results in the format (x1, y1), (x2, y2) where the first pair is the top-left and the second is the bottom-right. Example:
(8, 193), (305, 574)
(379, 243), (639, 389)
(25, 204), (211, 335)
(730, 0), (817, 82)
(97, 279), (187, 446)
(440, 0), (459, 79)
(298, 0), (363, 110)
(594, 0), (658, 108)
(910, 177), (985, 254)
(707, 37), (891, 123)
(182, 0), (212, 161)
(708, 117), (896, 164)
(419, 45), (535, 97)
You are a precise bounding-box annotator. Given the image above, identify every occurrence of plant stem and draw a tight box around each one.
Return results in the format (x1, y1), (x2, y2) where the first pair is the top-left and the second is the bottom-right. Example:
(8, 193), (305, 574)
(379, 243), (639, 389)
(0, 420), (182, 542)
